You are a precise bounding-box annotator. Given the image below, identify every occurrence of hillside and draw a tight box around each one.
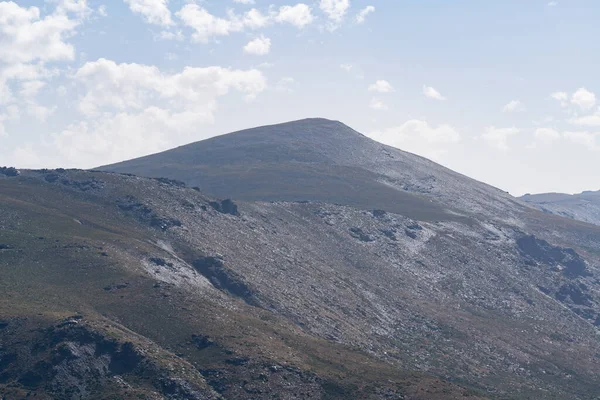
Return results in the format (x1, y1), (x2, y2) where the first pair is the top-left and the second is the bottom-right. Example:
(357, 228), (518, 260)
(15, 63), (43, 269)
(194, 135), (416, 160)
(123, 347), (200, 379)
(521, 190), (600, 226)
(1, 119), (600, 399)
(0, 170), (484, 400)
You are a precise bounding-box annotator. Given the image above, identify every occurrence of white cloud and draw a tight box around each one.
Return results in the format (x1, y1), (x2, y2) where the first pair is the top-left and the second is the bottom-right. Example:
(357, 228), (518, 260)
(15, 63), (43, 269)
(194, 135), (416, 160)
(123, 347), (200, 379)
(423, 85), (446, 101)
(177, 5), (303, 43)
(26, 103), (54, 122)
(234, 0), (255, 4)
(369, 97), (388, 111)
(28, 58), (268, 167)
(274, 4), (314, 28)
(340, 63), (353, 73)
(17, 81), (53, 121)
(243, 8), (269, 28)
(571, 87), (596, 110)
(176, 5), (239, 43)
(548, 1), (558, 6)
(563, 131), (600, 150)
(0, 105), (20, 137)
(503, 100), (524, 113)
(75, 58), (267, 116)
(158, 30), (183, 41)
(368, 80), (394, 93)
(0, 64), (53, 105)
(0, 1), (86, 132)
(533, 116), (555, 126)
(51, 0), (92, 17)
(244, 36), (271, 55)
(19, 81), (46, 99)
(534, 127), (560, 142)
(256, 62), (275, 69)
(319, 0), (350, 23)
(0, 2), (80, 65)
(275, 77), (295, 92)
(356, 6), (375, 24)
(97, 5), (108, 17)
(56, 85), (68, 96)
(368, 120), (460, 161)
(569, 110), (600, 127)
(551, 91), (569, 108)
(51, 110), (176, 168)
(124, 0), (173, 26)
(482, 126), (519, 151)
(568, 105), (600, 127)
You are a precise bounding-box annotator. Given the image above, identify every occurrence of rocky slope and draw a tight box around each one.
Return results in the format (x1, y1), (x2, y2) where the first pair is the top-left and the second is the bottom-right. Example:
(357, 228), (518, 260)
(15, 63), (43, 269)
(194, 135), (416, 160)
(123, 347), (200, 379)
(0, 170), (488, 400)
(1, 119), (600, 399)
(521, 190), (600, 226)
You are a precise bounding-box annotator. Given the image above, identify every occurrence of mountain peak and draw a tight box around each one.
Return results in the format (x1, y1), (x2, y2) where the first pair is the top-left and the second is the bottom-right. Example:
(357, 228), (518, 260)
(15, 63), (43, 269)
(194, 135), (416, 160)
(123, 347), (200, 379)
(211, 117), (364, 143)
(99, 119), (519, 221)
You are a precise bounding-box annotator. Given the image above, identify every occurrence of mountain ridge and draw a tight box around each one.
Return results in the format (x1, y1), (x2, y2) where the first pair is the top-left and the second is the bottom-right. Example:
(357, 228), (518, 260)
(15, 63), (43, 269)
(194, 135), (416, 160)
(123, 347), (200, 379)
(521, 189), (600, 226)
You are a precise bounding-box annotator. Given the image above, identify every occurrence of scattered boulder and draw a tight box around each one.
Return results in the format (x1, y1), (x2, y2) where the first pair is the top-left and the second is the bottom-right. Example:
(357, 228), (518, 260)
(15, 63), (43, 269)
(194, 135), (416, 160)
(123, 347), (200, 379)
(209, 199), (239, 216)
(555, 283), (593, 307)
(149, 257), (174, 267)
(349, 227), (375, 242)
(117, 196), (182, 231)
(150, 216), (182, 231)
(44, 173), (60, 183)
(42, 172), (104, 191)
(372, 209), (386, 218)
(191, 335), (215, 350)
(62, 178), (104, 191)
(103, 283), (130, 292)
(153, 177), (186, 187)
(225, 357), (249, 366)
(404, 229), (418, 239)
(406, 223), (423, 231)
(380, 229), (397, 241)
(117, 196), (152, 214)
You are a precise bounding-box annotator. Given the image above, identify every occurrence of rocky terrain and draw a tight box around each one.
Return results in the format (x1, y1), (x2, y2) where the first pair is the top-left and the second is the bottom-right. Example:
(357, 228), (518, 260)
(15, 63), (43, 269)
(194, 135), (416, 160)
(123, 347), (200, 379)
(1, 119), (600, 399)
(521, 190), (600, 226)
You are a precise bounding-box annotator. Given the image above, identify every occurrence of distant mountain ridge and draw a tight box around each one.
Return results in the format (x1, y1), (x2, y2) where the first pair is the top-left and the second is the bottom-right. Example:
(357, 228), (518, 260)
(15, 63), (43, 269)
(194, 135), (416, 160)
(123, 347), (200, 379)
(521, 189), (600, 226)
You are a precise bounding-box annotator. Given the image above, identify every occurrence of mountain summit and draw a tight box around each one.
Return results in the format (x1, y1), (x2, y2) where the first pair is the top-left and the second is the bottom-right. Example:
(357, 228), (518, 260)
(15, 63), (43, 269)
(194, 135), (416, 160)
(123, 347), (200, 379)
(100, 118), (520, 221)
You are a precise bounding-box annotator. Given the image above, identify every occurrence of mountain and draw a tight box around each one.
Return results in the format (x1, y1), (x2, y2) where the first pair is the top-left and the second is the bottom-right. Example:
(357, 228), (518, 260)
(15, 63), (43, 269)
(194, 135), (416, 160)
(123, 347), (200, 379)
(99, 118), (523, 222)
(2, 118), (600, 399)
(521, 190), (600, 226)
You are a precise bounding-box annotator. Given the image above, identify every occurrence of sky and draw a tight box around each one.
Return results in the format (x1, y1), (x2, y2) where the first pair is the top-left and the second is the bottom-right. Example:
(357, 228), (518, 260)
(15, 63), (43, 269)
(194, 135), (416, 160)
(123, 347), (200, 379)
(1, 0), (599, 196)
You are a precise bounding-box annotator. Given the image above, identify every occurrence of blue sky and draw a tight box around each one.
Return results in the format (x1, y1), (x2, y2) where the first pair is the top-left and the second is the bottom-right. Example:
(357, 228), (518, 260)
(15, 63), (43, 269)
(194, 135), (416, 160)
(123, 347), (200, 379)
(1, 0), (599, 195)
